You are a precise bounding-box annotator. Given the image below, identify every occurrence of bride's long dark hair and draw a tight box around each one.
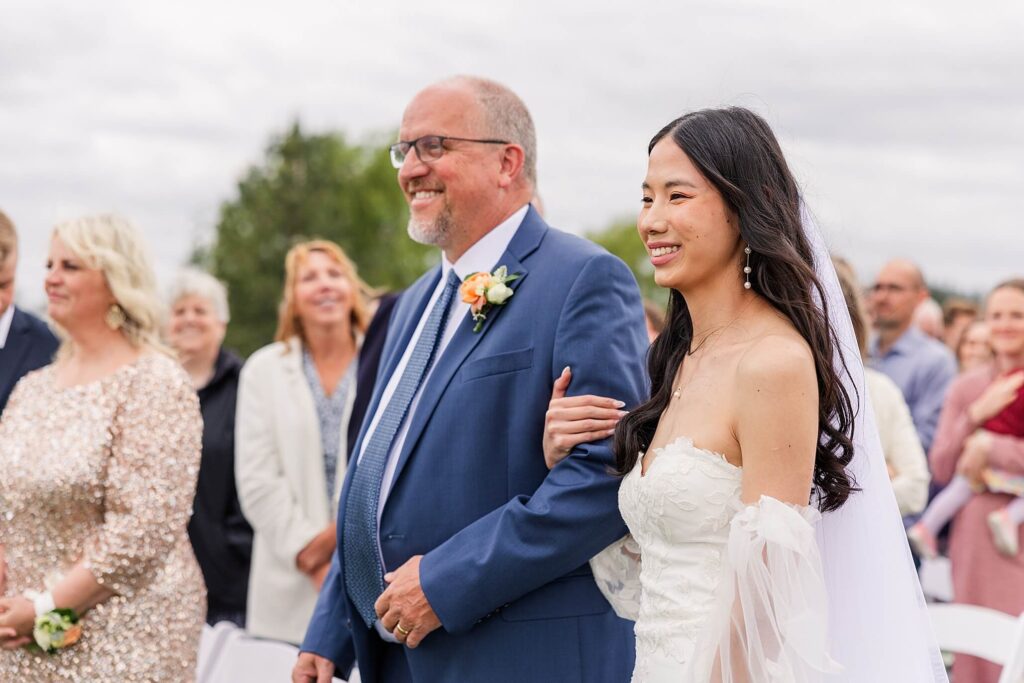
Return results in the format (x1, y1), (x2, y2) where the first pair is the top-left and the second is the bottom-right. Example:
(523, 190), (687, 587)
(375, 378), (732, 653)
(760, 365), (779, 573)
(613, 107), (857, 512)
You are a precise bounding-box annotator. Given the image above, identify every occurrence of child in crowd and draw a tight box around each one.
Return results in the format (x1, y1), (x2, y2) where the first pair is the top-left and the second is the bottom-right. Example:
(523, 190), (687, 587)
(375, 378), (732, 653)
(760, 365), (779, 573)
(909, 369), (1024, 558)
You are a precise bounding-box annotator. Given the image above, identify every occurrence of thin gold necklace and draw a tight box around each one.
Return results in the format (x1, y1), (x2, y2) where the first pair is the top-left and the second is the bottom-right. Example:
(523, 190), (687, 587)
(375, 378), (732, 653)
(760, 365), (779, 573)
(672, 296), (755, 399)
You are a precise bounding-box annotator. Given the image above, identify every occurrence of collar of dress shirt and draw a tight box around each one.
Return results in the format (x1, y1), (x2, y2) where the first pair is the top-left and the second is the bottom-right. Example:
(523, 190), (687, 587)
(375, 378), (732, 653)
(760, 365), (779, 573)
(0, 304), (14, 349)
(871, 325), (923, 360)
(441, 204), (530, 283)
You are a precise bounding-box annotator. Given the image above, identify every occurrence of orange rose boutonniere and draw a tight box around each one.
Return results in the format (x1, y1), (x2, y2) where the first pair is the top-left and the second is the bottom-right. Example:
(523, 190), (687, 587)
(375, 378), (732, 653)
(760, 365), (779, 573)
(459, 266), (522, 333)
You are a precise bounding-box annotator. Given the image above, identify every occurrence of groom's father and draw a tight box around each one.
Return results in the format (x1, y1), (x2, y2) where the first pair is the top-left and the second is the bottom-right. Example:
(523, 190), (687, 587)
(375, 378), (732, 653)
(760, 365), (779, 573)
(294, 76), (647, 683)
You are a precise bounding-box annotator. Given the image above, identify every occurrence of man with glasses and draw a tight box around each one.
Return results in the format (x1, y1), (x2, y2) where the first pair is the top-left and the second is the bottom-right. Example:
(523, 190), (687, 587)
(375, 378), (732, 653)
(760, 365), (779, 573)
(869, 258), (957, 453)
(0, 209), (59, 415)
(295, 76), (646, 683)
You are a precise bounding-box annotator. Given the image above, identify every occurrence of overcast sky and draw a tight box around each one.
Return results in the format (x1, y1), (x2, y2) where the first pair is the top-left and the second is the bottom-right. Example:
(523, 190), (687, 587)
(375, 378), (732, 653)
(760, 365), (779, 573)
(4, 0), (1022, 310)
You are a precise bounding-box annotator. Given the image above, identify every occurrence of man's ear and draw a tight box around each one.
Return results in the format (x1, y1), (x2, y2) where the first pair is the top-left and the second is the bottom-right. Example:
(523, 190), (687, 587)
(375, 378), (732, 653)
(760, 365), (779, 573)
(497, 144), (526, 189)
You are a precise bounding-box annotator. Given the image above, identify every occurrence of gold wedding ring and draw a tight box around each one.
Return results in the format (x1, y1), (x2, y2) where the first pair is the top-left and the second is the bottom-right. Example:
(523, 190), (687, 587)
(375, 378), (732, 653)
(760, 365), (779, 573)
(395, 623), (411, 636)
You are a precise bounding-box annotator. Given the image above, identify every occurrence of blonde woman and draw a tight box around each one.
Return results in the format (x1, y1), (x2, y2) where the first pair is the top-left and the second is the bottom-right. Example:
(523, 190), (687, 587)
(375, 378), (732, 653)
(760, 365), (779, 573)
(0, 215), (205, 681)
(235, 240), (374, 644)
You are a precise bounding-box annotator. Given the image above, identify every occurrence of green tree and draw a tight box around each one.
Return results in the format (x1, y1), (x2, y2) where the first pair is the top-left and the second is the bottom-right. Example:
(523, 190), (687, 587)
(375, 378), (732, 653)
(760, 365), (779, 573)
(206, 122), (434, 356)
(588, 217), (666, 306)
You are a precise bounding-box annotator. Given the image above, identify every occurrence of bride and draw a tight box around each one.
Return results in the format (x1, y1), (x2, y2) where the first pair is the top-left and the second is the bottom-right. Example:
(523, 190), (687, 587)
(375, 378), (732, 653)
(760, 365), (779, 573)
(543, 108), (947, 681)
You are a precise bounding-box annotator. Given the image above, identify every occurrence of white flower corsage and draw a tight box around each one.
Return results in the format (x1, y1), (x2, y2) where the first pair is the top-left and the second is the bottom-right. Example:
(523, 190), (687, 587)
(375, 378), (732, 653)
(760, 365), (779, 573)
(459, 266), (522, 333)
(31, 609), (82, 653)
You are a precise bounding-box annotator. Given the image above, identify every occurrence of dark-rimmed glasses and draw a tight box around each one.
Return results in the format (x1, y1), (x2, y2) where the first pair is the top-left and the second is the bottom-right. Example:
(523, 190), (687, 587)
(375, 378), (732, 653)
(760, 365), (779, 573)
(389, 135), (509, 169)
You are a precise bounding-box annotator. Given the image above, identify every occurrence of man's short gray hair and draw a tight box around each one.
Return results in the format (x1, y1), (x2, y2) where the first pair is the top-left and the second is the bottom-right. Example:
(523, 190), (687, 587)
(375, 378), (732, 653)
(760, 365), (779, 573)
(450, 76), (537, 187)
(168, 268), (230, 323)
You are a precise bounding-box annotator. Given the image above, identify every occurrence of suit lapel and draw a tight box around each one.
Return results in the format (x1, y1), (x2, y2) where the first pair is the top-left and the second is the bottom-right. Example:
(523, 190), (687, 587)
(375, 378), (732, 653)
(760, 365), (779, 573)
(386, 209), (547, 494)
(0, 310), (35, 396)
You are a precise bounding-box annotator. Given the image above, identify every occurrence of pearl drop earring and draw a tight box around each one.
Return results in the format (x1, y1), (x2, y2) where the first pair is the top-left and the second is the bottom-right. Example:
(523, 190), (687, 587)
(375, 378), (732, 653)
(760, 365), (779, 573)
(743, 246), (752, 290)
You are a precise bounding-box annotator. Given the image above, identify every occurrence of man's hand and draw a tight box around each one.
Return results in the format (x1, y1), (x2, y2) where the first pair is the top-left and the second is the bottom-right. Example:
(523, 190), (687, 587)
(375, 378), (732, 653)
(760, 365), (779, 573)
(292, 651), (336, 683)
(297, 524), (337, 576)
(374, 556), (441, 649)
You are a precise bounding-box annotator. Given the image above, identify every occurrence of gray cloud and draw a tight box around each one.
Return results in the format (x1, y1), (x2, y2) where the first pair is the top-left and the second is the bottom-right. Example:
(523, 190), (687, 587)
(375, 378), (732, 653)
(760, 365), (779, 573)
(3, 0), (1022, 312)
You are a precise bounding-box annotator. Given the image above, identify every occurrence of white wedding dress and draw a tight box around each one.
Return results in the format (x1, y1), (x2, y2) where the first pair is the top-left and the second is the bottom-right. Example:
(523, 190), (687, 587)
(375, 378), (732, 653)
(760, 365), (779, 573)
(592, 436), (840, 683)
(589, 205), (947, 682)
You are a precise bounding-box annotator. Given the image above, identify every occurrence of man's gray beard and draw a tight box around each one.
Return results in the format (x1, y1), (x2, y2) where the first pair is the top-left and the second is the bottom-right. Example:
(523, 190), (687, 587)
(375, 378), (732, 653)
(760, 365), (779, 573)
(407, 208), (454, 248)
(873, 317), (903, 332)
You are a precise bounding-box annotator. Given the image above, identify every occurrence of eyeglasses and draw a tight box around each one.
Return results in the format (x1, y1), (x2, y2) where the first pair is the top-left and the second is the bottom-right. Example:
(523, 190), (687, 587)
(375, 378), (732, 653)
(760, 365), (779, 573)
(870, 283), (912, 295)
(389, 135), (509, 169)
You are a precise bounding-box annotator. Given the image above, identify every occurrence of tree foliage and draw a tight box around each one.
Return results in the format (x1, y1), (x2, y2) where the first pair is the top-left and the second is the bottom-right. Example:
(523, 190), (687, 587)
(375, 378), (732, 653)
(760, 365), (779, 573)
(587, 217), (667, 306)
(204, 123), (434, 356)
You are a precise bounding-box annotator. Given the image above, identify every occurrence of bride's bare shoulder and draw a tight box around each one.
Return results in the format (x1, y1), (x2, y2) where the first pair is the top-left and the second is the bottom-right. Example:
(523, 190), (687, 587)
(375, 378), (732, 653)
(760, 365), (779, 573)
(733, 327), (815, 390)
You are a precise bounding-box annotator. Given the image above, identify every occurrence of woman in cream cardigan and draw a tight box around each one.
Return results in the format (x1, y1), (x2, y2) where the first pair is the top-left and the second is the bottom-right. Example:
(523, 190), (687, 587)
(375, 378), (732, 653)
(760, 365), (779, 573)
(235, 240), (374, 644)
(834, 257), (930, 516)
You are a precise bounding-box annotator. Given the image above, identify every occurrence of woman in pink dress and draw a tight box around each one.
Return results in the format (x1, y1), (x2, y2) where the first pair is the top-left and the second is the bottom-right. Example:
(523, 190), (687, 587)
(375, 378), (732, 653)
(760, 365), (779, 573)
(930, 278), (1024, 683)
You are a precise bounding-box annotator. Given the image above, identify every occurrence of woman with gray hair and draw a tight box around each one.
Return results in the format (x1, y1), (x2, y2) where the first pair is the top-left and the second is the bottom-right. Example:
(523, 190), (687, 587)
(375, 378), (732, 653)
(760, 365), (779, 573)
(166, 268), (252, 628)
(0, 215), (204, 681)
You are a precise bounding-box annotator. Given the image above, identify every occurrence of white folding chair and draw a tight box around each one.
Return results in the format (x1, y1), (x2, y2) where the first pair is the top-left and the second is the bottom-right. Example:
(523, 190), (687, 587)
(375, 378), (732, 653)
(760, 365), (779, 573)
(196, 620), (242, 683)
(929, 603), (1024, 683)
(920, 555), (954, 603)
(203, 629), (300, 682)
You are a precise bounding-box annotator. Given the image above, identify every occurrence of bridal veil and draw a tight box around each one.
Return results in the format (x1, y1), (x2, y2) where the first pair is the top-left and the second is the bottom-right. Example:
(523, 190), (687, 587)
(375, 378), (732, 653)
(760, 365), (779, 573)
(592, 206), (948, 682)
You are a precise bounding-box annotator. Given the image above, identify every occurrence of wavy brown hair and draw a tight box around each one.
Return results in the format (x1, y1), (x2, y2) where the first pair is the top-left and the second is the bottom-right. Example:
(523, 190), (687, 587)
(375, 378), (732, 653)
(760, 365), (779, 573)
(275, 240), (374, 351)
(613, 108), (857, 512)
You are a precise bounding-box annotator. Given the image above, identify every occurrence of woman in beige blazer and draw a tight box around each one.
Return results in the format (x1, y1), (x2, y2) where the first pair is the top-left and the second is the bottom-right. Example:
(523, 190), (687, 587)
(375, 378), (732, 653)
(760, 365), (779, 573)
(834, 257), (930, 516)
(236, 240), (373, 644)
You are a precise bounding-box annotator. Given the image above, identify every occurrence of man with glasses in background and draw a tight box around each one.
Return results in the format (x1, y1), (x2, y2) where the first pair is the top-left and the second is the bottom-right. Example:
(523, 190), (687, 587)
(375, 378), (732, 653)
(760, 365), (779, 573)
(294, 76), (646, 683)
(869, 258), (957, 453)
(0, 209), (58, 415)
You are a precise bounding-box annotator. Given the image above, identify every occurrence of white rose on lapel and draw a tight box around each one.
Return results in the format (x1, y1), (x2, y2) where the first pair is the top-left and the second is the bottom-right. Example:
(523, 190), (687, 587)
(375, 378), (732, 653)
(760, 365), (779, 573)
(459, 265), (522, 333)
(485, 283), (513, 305)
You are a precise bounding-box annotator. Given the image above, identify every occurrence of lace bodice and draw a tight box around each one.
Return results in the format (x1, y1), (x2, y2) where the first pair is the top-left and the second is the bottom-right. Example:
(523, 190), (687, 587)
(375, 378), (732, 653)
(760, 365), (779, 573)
(592, 436), (841, 682)
(619, 436), (742, 682)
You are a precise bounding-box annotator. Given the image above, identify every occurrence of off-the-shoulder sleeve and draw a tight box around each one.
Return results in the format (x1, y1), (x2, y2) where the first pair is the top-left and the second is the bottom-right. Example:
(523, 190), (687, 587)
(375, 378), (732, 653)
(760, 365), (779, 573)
(85, 361), (202, 597)
(590, 534), (642, 621)
(690, 496), (842, 682)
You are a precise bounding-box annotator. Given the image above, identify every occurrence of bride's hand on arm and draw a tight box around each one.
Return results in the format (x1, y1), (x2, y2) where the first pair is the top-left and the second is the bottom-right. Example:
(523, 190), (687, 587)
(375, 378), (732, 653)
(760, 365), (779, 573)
(543, 367), (628, 469)
(735, 338), (820, 506)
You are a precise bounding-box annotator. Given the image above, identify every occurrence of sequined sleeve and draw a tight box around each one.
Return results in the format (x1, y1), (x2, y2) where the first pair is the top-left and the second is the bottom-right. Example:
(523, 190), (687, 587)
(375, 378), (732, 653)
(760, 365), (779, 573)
(84, 357), (202, 597)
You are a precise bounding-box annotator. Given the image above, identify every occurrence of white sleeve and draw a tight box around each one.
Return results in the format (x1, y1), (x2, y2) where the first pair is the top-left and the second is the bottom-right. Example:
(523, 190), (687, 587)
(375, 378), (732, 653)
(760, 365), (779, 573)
(692, 495), (842, 683)
(589, 534), (642, 621)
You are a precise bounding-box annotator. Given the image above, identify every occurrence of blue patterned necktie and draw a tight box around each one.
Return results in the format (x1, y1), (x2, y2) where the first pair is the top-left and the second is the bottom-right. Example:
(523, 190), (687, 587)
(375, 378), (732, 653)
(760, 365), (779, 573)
(343, 269), (461, 627)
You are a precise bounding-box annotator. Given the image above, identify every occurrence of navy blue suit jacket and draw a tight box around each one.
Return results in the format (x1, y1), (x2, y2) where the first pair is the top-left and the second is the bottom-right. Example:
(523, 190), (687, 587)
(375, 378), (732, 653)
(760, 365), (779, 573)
(302, 208), (648, 683)
(0, 307), (59, 415)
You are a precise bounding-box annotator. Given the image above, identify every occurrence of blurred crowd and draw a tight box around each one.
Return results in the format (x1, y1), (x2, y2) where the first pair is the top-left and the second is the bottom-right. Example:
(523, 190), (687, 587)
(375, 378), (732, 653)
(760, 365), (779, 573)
(1, 206), (1022, 673)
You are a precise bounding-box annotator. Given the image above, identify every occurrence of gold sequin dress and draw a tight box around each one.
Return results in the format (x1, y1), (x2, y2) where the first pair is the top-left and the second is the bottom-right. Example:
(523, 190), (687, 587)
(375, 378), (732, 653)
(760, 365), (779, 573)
(0, 354), (206, 682)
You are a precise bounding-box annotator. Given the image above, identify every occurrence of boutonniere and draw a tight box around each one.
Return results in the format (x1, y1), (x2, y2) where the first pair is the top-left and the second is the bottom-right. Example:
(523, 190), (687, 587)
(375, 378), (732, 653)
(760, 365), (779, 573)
(459, 265), (522, 333)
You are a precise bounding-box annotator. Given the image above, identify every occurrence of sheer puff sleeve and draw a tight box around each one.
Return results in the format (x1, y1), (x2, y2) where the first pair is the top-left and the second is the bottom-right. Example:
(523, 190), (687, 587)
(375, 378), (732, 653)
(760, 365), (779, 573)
(694, 495), (841, 683)
(590, 533), (642, 621)
(84, 358), (203, 598)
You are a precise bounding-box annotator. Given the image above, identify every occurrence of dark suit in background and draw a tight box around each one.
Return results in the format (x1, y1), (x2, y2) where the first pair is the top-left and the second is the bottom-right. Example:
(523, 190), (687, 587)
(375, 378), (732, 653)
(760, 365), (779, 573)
(0, 307), (59, 415)
(348, 292), (400, 461)
(189, 348), (253, 626)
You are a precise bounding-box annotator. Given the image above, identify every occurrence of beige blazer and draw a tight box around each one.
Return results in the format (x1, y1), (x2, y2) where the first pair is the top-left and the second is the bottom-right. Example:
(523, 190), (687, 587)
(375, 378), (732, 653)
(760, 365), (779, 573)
(235, 339), (354, 643)
(866, 368), (931, 516)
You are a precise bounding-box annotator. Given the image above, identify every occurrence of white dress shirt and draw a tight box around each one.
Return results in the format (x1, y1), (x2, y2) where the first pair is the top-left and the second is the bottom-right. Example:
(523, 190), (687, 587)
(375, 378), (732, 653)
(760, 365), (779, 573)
(360, 204), (528, 639)
(0, 304), (15, 349)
